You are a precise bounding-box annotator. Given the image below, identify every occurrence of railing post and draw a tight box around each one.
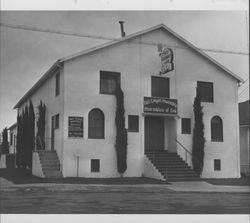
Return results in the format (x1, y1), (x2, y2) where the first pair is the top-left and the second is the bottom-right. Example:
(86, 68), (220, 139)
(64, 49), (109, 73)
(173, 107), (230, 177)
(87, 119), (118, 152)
(165, 168), (167, 181)
(185, 150), (187, 163)
(153, 150), (155, 164)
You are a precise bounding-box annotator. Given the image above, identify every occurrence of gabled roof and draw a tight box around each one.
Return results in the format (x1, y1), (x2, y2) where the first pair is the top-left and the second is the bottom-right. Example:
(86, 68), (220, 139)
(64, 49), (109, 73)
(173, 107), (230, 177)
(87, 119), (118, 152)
(8, 123), (17, 130)
(14, 61), (60, 109)
(14, 23), (244, 109)
(60, 23), (244, 82)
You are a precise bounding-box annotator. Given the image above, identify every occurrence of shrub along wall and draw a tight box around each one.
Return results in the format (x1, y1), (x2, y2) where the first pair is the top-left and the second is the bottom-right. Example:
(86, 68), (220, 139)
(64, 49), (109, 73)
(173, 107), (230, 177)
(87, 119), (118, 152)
(16, 100), (35, 169)
(115, 86), (127, 175)
(192, 89), (205, 175)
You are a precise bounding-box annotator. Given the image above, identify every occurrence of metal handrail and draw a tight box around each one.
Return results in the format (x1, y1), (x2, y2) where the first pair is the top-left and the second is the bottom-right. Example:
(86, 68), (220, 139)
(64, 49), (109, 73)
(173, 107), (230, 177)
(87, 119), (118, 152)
(175, 138), (203, 165)
(35, 136), (50, 150)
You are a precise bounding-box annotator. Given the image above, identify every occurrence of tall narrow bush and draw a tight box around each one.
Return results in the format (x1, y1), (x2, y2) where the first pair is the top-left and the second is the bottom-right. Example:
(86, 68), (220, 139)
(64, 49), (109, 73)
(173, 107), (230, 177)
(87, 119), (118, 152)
(115, 86), (127, 175)
(15, 102), (35, 169)
(27, 100), (35, 168)
(36, 101), (46, 150)
(1, 127), (9, 154)
(22, 105), (29, 169)
(16, 113), (21, 167)
(192, 88), (205, 175)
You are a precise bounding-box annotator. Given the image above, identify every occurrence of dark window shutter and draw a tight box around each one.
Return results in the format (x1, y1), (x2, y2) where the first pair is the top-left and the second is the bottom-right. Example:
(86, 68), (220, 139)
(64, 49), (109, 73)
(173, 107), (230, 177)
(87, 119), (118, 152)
(181, 118), (191, 134)
(151, 77), (169, 98)
(100, 71), (120, 94)
(88, 109), (104, 139)
(128, 115), (139, 132)
(197, 81), (214, 102)
(211, 116), (223, 141)
(214, 159), (221, 171)
(55, 72), (60, 96)
(91, 159), (100, 172)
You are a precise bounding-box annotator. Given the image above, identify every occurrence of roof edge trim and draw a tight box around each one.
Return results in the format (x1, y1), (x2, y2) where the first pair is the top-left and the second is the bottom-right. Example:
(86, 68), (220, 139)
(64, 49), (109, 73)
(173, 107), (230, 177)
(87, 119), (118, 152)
(13, 60), (61, 109)
(60, 23), (244, 83)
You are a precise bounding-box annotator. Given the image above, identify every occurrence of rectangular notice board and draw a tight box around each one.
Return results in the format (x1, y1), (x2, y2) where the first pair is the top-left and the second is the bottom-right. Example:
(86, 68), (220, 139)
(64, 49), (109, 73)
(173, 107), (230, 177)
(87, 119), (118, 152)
(144, 97), (177, 115)
(68, 116), (83, 137)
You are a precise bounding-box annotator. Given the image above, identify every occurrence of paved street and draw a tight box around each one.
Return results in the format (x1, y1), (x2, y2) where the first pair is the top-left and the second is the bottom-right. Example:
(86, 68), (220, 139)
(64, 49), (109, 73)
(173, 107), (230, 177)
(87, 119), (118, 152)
(1, 186), (249, 214)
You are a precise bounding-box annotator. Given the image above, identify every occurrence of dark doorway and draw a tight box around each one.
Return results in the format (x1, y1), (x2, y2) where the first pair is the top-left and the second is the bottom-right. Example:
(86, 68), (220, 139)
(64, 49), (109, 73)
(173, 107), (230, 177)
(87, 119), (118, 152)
(145, 116), (164, 151)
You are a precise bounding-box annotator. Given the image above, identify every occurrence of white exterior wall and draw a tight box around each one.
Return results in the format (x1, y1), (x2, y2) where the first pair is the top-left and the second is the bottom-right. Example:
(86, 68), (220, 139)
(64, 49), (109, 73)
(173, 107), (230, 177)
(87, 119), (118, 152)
(0, 154), (6, 168)
(62, 28), (240, 178)
(32, 151), (44, 177)
(9, 126), (17, 154)
(143, 156), (165, 180)
(175, 47), (240, 178)
(17, 67), (64, 168)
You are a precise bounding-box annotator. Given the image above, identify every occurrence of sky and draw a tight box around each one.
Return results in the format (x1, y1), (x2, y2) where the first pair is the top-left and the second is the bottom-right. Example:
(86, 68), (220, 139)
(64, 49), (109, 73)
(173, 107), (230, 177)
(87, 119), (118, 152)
(0, 10), (249, 131)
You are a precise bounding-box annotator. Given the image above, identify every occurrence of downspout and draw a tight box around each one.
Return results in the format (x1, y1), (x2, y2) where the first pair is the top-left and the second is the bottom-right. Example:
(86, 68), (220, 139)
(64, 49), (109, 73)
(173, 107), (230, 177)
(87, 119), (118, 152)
(56, 61), (64, 175)
(235, 81), (240, 177)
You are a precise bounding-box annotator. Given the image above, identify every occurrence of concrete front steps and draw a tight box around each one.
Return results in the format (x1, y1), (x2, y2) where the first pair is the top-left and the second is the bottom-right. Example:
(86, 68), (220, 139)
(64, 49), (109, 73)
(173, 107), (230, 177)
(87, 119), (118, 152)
(37, 150), (63, 178)
(145, 150), (201, 182)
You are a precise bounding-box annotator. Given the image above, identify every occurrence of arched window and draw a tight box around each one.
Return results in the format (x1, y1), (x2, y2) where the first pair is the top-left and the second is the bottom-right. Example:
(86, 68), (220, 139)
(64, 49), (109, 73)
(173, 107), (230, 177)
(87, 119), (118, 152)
(88, 108), (104, 139)
(211, 116), (223, 142)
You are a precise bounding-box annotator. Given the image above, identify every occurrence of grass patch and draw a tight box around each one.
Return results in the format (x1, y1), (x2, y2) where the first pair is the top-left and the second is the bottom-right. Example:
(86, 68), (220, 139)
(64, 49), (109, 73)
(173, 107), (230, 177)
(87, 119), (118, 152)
(0, 168), (168, 185)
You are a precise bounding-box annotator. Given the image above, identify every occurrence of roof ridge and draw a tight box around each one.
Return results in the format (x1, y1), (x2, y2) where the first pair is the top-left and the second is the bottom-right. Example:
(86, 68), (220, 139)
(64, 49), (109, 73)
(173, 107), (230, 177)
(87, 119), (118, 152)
(14, 23), (244, 109)
(59, 23), (243, 83)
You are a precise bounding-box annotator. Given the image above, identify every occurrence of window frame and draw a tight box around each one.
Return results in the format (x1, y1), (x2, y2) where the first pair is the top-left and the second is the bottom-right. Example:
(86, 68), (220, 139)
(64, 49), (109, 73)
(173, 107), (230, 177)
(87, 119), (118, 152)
(10, 133), (13, 145)
(91, 159), (100, 172)
(151, 76), (170, 98)
(214, 159), (221, 171)
(181, 118), (191, 134)
(55, 72), (60, 96)
(197, 81), (214, 103)
(128, 115), (139, 132)
(88, 108), (105, 139)
(211, 116), (223, 142)
(99, 71), (121, 95)
(54, 114), (59, 129)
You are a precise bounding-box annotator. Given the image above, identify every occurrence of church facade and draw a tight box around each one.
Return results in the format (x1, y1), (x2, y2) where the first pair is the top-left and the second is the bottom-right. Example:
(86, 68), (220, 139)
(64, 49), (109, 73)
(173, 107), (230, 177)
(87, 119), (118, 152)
(14, 24), (243, 179)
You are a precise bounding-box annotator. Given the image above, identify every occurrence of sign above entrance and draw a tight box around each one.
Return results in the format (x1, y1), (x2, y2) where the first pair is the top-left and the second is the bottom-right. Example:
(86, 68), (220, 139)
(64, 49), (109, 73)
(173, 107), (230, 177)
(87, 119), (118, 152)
(158, 44), (174, 75)
(144, 97), (177, 115)
(68, 116), (83, 138)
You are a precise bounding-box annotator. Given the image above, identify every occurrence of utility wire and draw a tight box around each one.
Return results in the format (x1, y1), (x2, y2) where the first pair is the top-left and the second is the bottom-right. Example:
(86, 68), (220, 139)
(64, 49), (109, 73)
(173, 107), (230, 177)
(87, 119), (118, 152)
(0, 22), (115, 41)
(1, 22), (249, 56)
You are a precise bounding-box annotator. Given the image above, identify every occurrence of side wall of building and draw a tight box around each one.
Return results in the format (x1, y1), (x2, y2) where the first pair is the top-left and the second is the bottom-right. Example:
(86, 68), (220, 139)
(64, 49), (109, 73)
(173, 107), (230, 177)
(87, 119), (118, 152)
(9, 127), (17, 154)
(240, 126), (250, 175)
(17, 67), (64, 167)
(174, 46), (240, 178)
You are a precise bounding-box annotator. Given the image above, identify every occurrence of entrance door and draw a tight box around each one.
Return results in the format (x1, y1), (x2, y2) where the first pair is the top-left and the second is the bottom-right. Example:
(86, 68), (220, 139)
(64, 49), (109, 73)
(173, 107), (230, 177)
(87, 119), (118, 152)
(145, 116), (164, 151)
(51, 116), (55, 150)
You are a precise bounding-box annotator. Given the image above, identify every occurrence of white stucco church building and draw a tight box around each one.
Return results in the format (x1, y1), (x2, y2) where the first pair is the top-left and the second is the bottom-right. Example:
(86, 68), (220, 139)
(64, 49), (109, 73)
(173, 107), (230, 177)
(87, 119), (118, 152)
(14, 24), (243, 180)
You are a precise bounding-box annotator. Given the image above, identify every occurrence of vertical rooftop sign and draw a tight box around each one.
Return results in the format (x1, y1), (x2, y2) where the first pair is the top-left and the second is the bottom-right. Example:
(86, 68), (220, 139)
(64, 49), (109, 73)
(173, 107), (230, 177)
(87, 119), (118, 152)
(158, 44), (174, 75)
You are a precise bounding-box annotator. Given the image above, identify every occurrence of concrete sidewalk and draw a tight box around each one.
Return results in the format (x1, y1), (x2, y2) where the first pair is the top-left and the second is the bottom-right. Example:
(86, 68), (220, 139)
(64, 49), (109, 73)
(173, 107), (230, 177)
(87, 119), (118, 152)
(168, 181), (250, 193)
(1, 177), (249, 193)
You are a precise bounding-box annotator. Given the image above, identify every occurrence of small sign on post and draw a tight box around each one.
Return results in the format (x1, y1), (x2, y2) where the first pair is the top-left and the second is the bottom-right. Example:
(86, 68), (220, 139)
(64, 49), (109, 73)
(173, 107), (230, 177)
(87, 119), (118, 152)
(68, 116), (83, 138)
